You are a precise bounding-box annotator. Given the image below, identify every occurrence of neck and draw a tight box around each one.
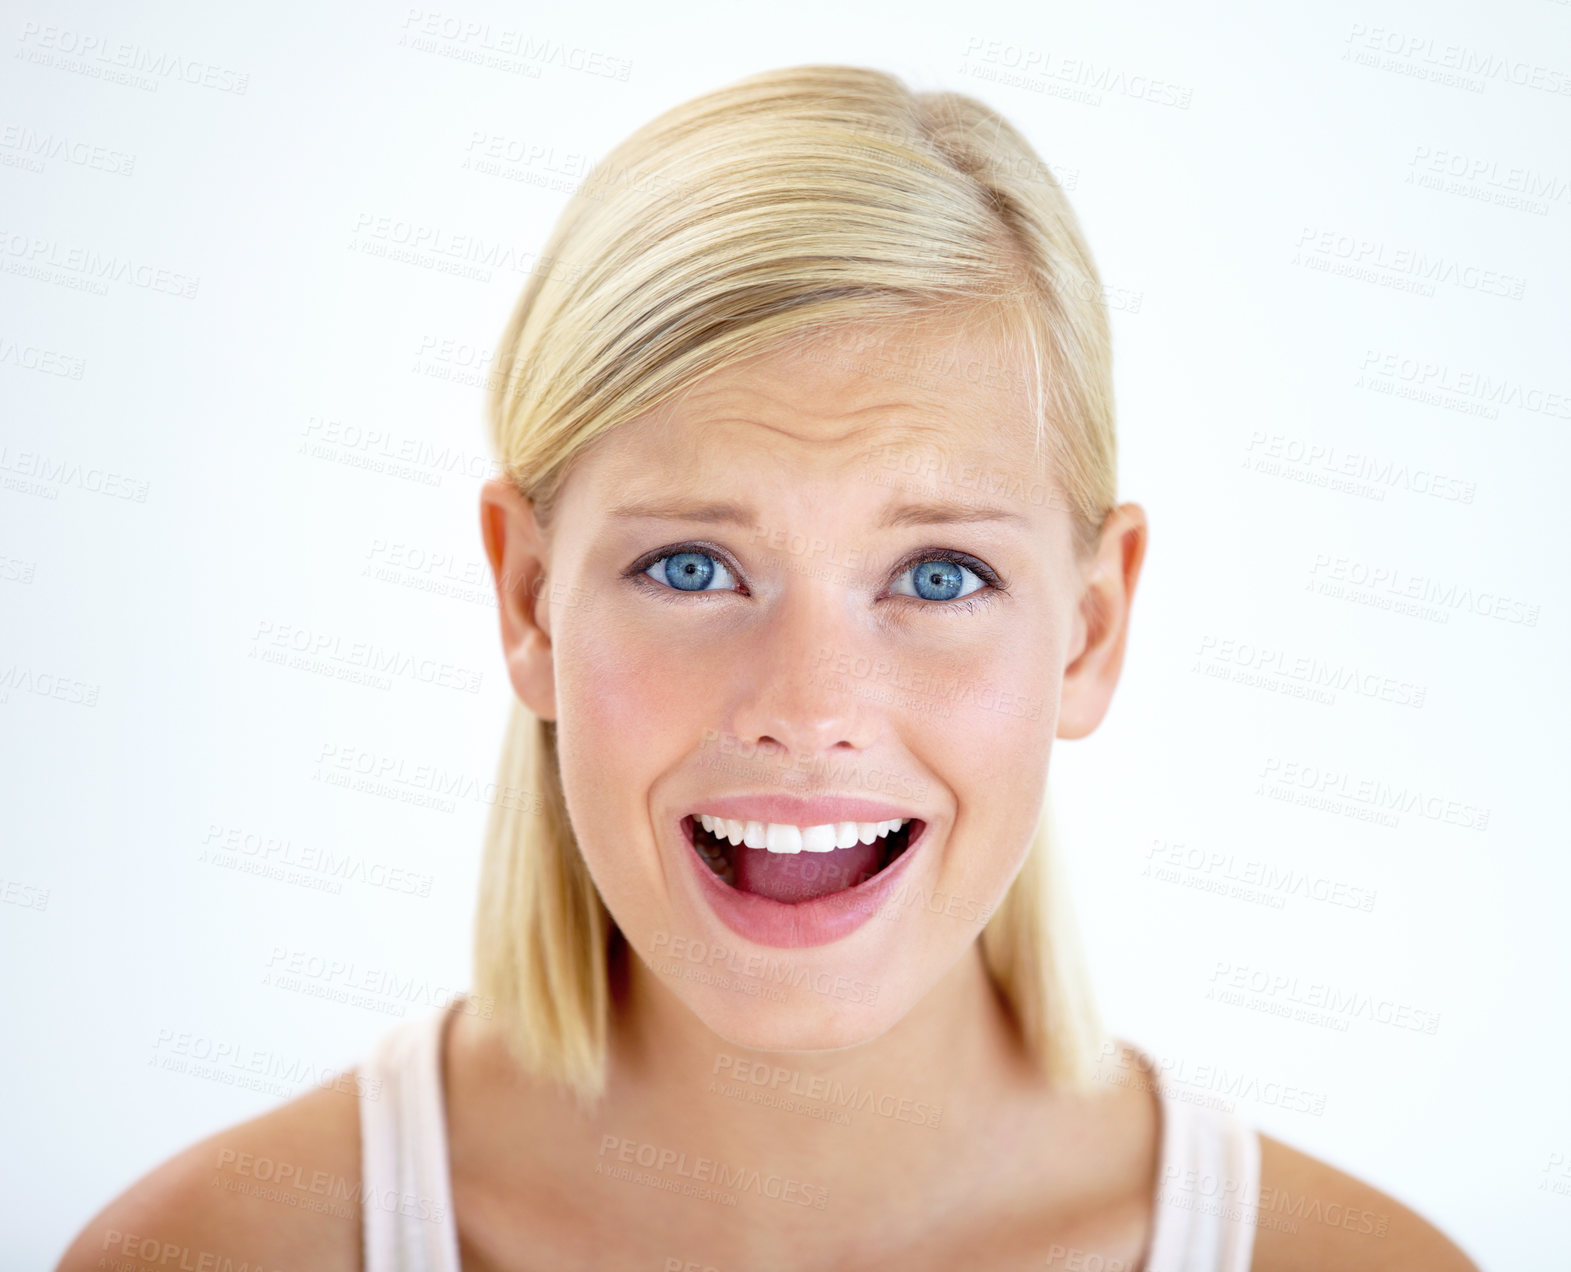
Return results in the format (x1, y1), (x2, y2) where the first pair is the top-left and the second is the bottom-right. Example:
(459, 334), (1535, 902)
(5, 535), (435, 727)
(600, 940), (1045, 1250)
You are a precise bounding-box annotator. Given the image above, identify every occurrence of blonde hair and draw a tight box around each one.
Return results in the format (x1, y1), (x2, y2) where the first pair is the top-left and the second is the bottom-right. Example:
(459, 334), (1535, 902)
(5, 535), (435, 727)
(474, 64), (1117, 1102)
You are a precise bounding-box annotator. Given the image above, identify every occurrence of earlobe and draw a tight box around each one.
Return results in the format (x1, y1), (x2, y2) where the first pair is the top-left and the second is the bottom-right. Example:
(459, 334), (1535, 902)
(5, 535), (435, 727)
(479, 477), (558, 721)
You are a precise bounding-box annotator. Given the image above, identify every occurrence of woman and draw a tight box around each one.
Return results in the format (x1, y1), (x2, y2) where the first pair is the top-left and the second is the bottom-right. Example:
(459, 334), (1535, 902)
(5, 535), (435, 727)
(58, 65), (1478, 1272)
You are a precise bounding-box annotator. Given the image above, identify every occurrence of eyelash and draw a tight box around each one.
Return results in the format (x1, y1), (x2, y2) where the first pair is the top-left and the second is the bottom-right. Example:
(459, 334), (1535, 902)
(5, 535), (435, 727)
(622, 541), (1008, 613)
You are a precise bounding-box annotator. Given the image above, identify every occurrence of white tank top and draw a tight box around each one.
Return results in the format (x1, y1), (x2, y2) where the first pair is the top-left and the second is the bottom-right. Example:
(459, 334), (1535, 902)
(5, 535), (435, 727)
(358, 1001), (1259, 1271)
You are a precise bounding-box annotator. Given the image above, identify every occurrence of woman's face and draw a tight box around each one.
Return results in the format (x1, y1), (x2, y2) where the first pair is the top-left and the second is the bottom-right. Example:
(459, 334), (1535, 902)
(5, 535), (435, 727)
(490, 311), (1139, 1053)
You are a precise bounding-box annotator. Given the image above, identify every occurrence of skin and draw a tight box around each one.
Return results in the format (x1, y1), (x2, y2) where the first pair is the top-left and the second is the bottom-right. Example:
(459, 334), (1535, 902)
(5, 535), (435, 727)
(54, 312), (1479, 1272)
(514, 309), (1116, 1060)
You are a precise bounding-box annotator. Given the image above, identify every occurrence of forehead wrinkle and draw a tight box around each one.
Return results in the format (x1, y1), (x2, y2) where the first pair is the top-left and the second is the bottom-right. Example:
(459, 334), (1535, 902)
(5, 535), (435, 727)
(665, 382), (931, 444)
(664, 346), (1022, 424)
(584, 324), (1044, 499)
(624, 393), (968, 463)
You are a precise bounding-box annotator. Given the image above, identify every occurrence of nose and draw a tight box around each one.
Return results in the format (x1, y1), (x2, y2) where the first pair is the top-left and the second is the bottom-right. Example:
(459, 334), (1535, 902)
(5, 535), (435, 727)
(723, 578), (878, 763)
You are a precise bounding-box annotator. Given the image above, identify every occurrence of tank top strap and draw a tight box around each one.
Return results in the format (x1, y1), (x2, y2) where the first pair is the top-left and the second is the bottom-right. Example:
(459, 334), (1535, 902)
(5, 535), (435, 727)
(1140, 1055), (1261, 1271)
(358, 1002), (464, 1272)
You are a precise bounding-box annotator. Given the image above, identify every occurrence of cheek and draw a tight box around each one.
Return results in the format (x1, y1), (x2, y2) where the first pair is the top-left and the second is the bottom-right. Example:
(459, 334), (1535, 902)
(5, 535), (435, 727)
(552, 607), (705, 830)
(563, 616), (660, 740)
(548, 612), (680, 918)
(922, 616), (1061, 742)
(927, 624), (1062, 877)
(556, 606), (659, 778)
(557, 590), (749, 770)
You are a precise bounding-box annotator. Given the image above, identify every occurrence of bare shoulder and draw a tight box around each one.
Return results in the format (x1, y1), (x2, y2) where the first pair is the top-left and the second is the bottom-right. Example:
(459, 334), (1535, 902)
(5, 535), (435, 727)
(54, 1074), (363, 1272)
(1249, 1132), (1479, 1272)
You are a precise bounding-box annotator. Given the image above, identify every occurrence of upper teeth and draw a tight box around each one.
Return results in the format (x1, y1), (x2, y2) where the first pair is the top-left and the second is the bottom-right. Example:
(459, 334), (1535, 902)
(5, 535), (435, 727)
(696, 814), (910, 854)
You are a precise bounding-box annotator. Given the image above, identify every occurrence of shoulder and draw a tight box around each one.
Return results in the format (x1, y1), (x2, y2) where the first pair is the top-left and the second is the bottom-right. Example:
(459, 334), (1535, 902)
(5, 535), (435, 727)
(53, 1074), (363, 1272)
(1248, 1132), (1479, 1272)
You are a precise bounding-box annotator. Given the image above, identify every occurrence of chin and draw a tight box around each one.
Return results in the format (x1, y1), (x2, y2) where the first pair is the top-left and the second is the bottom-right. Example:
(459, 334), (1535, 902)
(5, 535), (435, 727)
(679, 980), (915, 1056)
(594, 792), (1006, 1055)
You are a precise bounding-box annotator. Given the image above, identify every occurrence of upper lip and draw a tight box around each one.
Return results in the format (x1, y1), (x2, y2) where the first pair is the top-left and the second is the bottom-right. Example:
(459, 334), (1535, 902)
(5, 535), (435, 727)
(687, 793), (921, 827)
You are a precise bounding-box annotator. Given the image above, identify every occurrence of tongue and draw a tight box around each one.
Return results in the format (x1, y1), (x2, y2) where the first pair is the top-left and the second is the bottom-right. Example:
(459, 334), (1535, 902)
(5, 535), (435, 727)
(730, 838), (885, 903)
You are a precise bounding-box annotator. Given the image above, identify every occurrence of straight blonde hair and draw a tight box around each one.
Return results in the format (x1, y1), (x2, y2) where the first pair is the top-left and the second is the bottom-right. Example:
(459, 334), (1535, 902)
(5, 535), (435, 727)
(474, 64), (1118, 1102)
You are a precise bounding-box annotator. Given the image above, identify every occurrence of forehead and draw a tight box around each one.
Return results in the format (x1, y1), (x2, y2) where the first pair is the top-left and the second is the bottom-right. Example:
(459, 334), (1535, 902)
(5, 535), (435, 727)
(577, 313), (1046, 493)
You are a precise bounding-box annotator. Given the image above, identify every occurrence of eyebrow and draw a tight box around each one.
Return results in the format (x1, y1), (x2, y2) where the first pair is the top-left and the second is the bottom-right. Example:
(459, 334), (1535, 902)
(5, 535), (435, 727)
(607, 497), (1029, 529)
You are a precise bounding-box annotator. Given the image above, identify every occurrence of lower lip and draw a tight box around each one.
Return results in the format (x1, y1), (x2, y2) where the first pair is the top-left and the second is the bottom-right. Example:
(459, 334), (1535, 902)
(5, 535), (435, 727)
(675, 815), (929, 949)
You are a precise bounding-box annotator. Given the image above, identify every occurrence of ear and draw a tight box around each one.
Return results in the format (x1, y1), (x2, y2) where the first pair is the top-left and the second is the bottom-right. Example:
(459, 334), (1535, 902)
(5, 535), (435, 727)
(479, 476), (557, 721)
(1057, 503), (1148, 740)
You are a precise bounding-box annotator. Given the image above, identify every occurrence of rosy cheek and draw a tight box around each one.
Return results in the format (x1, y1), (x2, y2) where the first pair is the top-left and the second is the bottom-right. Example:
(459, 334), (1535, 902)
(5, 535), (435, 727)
(936, 631), (1058, 841)
(550, 631), (655, 885)
(556, 609), (704, 801)
(573, 638), (651, 735)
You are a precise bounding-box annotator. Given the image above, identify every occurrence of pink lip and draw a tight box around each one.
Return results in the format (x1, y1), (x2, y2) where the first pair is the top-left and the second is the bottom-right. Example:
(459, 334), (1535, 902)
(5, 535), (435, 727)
(674, 812), (930, 949)
(687, 793), (918, 826)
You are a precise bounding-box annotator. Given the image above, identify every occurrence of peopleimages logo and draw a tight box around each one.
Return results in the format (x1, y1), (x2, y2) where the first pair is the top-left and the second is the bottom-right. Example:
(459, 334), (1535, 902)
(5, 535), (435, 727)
(1292, 227), (1527, 299)
(213, 1148), (447, 1223)
(16, 21), (250, 92)
(597, 1135), (828, 1209)
(711, 1053), (943, 1128)
(1096, 1041), (1331, 1117)
(810, 647), (1044, 721)
(697, 726), (927, 803)
(0, 228), (200, 296)
(1207, 962), (1442, 1035)
(1342, 22), (1571, 98)
(250, 620), (484, 694)
(1143, 839), (1378, 915)
(1258, 757), (1490, 832)
(865, 440), (1060, 510)
(651, 933), (879, 1006)
(1356, 347), (1571, 419)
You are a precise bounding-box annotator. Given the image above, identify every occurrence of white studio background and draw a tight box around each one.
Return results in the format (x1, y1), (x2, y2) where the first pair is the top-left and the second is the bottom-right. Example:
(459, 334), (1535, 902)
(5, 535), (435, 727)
(2, 0), (1566, 1266)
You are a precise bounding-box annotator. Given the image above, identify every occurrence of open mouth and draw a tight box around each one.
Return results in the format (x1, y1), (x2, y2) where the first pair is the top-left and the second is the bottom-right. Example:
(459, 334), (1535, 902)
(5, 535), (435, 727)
(683, 814), (922, 904)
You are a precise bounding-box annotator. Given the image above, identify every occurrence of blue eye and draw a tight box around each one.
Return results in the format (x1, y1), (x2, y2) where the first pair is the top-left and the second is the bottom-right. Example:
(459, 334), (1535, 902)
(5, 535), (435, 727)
(893, 557), (986, 603)
(631, 544), (1000, 608)
(644, 550), (738, 592)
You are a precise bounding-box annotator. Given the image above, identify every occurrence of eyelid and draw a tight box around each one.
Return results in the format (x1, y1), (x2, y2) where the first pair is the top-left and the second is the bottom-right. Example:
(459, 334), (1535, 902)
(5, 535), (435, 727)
(887, 551), (996, 605)
(625, 541), (1007, 602)
(625, 541), (748, 594)
(889, 546), (1005, 592)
